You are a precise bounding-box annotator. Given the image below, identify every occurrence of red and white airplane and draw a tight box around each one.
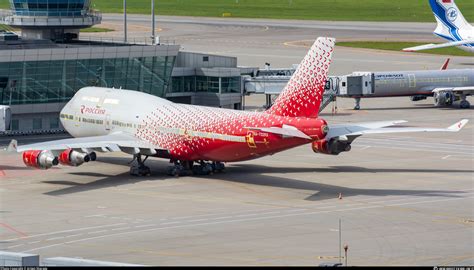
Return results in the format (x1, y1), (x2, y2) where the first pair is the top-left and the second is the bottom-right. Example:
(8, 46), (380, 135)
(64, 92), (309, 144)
(8, 37), (468, 176)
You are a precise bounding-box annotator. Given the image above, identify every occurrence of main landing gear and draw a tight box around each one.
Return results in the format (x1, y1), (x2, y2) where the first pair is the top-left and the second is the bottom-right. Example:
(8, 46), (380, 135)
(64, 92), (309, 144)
(353, 97), (361, 110)
(129, 155), (225, 177)
(459, 95), (470, 109)
(130, 154), (151, 176)
(167, 160), (225, 177)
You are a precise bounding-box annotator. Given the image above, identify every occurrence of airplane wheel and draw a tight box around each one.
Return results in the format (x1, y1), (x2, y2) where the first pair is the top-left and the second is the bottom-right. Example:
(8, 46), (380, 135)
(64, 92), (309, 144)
(167, 165), (183, 177)
(212, 162), (226, 173)
(460, 100), (470, 109)
(192, 163), (213, 175)
(139, 166), (151, 176)
(130, 165), (151, 177)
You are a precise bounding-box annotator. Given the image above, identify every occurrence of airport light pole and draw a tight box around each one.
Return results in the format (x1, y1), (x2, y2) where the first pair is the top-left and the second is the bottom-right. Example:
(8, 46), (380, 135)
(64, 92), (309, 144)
(339, 219), (342, 264)
(123, 0), (127, 43)
(151, 0), (155, 44)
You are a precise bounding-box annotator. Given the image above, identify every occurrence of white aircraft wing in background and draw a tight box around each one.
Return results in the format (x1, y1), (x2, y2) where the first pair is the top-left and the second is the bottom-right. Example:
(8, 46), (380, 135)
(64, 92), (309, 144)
(403, 39), (474, 52)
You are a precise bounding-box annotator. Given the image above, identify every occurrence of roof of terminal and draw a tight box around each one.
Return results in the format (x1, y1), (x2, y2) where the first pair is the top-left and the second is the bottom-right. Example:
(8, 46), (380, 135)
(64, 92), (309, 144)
(0, 38), (158, 51)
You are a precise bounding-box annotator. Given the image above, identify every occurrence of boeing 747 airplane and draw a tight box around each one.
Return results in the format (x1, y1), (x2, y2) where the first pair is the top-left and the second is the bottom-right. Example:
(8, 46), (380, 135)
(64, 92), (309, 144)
(8, 37), (468, 176)
(403, 0), (473, 53)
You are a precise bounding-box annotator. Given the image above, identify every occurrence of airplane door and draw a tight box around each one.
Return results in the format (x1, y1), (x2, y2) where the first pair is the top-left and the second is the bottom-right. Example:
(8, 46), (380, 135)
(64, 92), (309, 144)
(408, 74), (416, 88)
(105, 114), (111, 131)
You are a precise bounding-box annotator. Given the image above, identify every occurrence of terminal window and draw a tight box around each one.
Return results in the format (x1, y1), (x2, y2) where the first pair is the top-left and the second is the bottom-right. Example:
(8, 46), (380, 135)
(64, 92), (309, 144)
(33, 118), (42, 130)
(11, 119), (19, 131)
(0, 55), (175, 105)
(12, 0), (87, 16)
(50, 117), (59, 129)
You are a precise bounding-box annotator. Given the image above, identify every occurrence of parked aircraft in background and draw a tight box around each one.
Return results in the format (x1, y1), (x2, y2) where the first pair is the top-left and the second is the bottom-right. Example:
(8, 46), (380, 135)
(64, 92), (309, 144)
(8, 38), (468, 176)
(403, 0), (474, 53)
(334, 62), (474, 110)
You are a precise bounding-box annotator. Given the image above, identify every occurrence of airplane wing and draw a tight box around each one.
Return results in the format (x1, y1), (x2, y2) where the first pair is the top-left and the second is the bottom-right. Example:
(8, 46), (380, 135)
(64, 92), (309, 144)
(432, 86), (474, 95)
(402, 39), (474, 52)
(9, 132), (164, 155)
(327, 119), (468, 141)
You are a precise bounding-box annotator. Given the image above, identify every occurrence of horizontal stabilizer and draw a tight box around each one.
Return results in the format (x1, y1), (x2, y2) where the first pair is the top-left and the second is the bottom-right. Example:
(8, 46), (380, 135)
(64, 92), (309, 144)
(246, 125), (311, 139)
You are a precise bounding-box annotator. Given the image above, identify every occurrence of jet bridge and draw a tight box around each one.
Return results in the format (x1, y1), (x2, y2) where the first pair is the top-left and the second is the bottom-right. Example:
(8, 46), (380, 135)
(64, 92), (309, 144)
(0, 105), (11, 132)
(243, 75), (339, 113)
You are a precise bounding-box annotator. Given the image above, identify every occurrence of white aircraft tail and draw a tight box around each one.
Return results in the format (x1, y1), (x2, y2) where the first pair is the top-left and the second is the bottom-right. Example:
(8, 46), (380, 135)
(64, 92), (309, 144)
(429, 0), (473, 41)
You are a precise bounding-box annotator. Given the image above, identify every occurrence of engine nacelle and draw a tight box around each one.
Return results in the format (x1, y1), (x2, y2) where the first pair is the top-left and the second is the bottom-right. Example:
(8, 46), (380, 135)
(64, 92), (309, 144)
(23, 150), (59, 170)
(58, 149), (95, 166)
(410, 95), (427, 102)
(312, 138), (352, 155)
(434, 91), (454, 106)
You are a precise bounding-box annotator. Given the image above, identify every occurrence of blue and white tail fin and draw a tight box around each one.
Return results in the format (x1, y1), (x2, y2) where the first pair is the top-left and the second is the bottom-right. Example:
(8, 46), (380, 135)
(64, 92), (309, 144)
(429, 0), (473, 41)
(404, 0), (474, 53)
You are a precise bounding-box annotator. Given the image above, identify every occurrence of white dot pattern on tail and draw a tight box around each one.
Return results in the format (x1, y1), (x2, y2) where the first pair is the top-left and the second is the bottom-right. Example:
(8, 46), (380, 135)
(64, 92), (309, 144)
(267, 37), (335, 118)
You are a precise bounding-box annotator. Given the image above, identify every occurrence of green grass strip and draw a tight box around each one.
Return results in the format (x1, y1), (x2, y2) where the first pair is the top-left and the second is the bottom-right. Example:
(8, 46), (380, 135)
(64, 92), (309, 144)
(337, 41), (472, 57)
(80, 27), (114, 33)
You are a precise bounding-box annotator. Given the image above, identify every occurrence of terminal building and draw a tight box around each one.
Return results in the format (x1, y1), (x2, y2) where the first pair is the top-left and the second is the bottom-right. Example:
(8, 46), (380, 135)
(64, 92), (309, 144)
(0, 0), (250, 133)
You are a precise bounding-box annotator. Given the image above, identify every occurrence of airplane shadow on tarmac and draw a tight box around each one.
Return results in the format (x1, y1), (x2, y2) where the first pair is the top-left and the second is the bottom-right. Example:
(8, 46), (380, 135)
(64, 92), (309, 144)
(42, 157), (472, 201)
(0, 165), (36, 171)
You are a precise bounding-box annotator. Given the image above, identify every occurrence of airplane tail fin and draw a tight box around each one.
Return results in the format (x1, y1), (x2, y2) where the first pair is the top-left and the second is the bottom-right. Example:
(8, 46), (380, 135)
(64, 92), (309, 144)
(429, 0), (473, 40)
(266, 37), (335, 118)
(440, 58), (450, 70)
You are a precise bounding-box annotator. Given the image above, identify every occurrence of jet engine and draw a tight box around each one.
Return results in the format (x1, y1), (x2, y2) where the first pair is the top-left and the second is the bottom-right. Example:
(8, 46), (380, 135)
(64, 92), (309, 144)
(22, 150), (58, 169)
(434, 91), (454, 106)
(58, 149), (96, 166)
(312, 137), (352, 155)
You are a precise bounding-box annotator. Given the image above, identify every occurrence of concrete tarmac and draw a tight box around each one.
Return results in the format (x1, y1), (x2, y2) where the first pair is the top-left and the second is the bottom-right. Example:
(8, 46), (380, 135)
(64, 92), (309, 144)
(0, 15), (473, 266)
(0, 94), (472, 266)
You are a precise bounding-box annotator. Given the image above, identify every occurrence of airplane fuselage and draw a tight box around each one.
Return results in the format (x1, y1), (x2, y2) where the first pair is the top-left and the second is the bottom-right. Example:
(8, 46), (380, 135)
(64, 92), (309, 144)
(60, 87), (327, 162)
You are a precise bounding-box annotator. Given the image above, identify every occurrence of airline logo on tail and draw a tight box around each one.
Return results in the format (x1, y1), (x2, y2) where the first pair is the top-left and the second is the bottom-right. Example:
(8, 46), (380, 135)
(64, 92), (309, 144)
(446, 7), (457, 22)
